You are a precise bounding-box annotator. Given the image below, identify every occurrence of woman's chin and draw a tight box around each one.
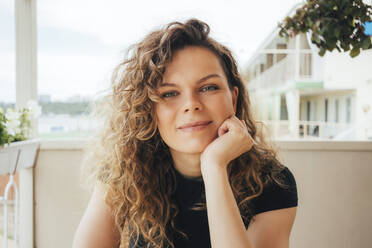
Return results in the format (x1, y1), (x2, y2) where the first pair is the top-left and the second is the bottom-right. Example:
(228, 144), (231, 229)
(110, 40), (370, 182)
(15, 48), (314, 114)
(176, 140), (213, 154)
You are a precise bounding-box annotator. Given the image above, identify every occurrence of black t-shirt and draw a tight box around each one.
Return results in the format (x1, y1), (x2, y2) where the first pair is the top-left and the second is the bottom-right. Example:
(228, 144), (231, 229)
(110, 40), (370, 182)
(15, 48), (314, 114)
(129, 165), (298, 248)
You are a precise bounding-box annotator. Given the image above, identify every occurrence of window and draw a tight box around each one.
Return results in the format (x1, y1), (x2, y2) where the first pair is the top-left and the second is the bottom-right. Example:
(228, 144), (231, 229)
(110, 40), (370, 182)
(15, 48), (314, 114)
(266, 53), (273, 69)
(280, 95), (288, 120)
(324, 98), (328, 122)
(306, 100), (311, 121)
(260, 63), (265, 73)
(311, 100), (317, 121)
(36, 2), (114, 139)
(276, 43), (287, 62)
(0, 2), (16, 108)
(335, 99), (339, 123)
(346, 97), (351, 123)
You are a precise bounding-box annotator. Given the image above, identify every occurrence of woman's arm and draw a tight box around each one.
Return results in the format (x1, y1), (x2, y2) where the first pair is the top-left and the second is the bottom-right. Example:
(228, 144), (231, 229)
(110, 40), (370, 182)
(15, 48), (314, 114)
(203, 166), (297, 248)
(72, 182), (121, 248)
(246, 207), (297, 248)
(203, 165), (252, 248)
(201, 116), (296, 248)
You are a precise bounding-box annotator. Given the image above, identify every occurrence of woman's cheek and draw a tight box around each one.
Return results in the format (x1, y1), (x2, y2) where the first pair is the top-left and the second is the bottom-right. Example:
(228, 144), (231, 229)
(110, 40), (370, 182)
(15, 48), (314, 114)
(156, 105), (177, 135)
(224, 96), (236, 116)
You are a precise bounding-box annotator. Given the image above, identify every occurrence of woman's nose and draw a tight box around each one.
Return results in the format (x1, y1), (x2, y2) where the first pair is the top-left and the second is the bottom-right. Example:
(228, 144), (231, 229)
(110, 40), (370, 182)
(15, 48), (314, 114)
(183, 92), (202, 112)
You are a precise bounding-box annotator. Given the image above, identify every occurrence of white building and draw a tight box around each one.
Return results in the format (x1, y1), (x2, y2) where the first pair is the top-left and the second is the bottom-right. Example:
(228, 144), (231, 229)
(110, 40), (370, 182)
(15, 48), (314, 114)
(244, 8), (372, 140)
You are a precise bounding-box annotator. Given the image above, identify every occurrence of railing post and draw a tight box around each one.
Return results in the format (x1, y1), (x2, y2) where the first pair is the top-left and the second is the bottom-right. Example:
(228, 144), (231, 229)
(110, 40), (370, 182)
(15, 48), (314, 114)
(294, 90), (300, 139)
(295, 35), (300, 81)
(15, 0), (38, 247)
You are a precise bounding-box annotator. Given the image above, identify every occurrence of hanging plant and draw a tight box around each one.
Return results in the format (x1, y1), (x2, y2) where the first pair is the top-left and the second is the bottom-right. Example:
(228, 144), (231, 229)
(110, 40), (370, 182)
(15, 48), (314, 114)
(279, 0), (372, 57)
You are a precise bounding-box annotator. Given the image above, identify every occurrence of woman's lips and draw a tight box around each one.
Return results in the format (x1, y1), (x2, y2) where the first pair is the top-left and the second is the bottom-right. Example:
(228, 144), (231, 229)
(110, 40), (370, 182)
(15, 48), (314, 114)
(178, 121), (212, 132)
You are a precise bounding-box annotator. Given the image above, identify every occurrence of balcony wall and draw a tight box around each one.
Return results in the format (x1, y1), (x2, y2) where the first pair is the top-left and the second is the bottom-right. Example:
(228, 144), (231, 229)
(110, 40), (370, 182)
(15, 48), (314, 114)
(33, 140), (372, 248)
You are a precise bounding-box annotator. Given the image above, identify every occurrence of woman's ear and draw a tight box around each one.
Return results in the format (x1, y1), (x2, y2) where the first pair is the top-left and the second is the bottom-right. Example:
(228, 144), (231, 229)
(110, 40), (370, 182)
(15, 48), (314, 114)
(232, 86), (239, 114)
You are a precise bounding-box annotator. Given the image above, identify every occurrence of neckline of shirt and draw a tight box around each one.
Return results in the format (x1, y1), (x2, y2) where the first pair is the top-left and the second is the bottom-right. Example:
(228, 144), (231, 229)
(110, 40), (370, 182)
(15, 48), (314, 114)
(172, 165), (204, 183)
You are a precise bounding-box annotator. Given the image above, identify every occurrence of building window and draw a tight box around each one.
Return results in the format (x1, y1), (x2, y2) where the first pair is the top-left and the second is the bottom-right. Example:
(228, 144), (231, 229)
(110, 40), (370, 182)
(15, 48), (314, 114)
(346, 97), (351, 123)
(260, 63), (265, 73)
(335, 99), (339, 123)
(306, 100), (311, 121)
(266, 54), (273, 69)
(280, 95), (288, 120)
(312, 100), (317, 121)
(324, 98), (328, 122)
(276, 43), (287, 62)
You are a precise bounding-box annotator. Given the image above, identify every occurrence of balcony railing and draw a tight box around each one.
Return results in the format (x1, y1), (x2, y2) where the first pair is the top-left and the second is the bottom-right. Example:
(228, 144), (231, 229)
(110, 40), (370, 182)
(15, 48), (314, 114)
(248, 52), (315, 90)
(0, 140), (40, 248)
(264, 120), (355, 140)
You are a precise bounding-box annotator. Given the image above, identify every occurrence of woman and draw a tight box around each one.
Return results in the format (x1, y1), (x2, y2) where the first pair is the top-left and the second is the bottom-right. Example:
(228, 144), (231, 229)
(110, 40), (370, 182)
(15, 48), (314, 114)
(73, 18), (298, 248)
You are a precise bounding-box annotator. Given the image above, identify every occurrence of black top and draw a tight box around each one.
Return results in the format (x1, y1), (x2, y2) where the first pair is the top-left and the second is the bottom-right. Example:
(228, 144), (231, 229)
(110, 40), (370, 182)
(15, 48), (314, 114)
(129, 165), (298, 248)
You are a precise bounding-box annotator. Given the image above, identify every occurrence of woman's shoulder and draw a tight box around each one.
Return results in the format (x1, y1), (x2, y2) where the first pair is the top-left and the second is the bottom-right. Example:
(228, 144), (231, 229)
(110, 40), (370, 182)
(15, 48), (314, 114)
(249, 164), (298, 216)
(270, 166), (297, 191)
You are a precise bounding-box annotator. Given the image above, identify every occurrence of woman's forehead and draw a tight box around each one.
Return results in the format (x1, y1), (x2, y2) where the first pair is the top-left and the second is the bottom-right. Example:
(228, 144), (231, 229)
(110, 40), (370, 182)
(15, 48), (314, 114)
(160, 73), (224, 87)
(160, 47), (227, 85)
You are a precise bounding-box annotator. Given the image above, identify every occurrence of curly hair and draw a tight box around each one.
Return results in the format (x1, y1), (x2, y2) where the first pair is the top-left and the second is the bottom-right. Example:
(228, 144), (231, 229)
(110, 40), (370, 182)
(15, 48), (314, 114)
(81, 18), (287, 248)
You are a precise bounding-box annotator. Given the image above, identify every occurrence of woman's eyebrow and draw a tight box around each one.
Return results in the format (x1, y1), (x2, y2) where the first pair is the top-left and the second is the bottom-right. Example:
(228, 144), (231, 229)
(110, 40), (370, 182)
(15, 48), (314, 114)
(159, 74), (222, 87)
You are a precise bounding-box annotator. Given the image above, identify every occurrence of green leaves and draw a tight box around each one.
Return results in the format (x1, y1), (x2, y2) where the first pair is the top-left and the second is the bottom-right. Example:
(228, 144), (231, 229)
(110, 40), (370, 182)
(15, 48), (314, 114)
(361, 36), (372, 49)
(350, 47), (360, 57)
(279, 0), (372, 58)
(319, 47), (327, 56)
(0, 111), (10, 146)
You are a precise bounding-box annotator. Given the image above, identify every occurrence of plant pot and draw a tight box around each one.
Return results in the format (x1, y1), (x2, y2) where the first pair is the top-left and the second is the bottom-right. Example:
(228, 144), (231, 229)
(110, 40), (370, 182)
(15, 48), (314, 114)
(0, 139), (41, 175)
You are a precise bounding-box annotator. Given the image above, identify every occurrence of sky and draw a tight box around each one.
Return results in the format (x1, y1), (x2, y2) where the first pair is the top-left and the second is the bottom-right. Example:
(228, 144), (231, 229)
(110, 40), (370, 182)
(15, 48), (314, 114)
(0, 0), (302, 103)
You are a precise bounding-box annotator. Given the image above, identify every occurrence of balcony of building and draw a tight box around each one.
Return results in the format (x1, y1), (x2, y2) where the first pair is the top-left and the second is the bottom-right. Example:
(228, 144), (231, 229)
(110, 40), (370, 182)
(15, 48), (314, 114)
(244, 33), (324, 93)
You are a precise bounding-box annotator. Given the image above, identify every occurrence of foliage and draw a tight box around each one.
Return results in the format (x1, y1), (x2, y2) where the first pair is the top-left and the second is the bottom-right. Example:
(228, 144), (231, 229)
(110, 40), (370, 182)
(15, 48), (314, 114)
(279, 0), (372, 57)
(0, 100), (41, 147)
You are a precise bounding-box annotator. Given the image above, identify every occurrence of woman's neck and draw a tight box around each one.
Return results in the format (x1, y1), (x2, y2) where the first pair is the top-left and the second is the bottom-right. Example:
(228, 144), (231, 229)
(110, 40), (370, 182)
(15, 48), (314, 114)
(170, 149), (202, 178)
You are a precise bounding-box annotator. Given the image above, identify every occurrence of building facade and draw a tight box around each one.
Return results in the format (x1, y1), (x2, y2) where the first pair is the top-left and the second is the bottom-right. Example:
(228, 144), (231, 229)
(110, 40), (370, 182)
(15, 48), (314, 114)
(244, 25), (372, 140)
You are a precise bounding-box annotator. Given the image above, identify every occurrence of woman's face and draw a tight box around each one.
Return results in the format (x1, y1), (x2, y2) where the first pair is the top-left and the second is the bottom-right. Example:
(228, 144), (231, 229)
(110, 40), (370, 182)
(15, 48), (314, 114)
(155, 46), (238, 154)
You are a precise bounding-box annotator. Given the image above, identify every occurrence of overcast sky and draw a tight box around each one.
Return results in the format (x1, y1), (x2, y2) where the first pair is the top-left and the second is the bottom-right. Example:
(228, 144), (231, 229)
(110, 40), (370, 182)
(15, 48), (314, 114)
(0, 0), (302, 102)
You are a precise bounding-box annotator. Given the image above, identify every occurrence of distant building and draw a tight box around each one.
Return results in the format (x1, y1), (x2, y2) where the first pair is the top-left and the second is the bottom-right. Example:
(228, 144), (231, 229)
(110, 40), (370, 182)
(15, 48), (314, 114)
(244, 7), (372, 140)
(66, 94), (92, 102)
(38, 94), (51, 103)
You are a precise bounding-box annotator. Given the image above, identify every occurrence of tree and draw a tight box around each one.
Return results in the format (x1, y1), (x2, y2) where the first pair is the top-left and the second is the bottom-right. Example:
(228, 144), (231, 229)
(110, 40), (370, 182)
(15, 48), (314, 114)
(279, 0), (372, 57)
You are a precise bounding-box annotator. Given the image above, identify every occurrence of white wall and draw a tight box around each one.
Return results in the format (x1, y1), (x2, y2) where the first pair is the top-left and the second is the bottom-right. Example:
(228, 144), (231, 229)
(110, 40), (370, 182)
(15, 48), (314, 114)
(323, 50), (372, 139)
(324, 49), (372, 89)
(277, 140), (372, 248)
(34, 140), (372, 248)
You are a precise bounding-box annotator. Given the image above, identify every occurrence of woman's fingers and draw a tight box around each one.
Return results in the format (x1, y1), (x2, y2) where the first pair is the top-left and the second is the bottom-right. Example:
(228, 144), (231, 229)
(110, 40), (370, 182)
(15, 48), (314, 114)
(218, 116), (246, 137)
(217, 119), (230, 137)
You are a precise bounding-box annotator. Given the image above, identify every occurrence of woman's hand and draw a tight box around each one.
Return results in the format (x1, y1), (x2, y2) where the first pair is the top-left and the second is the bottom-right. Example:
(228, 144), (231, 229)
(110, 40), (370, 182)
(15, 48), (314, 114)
(200, 115), (255, 176)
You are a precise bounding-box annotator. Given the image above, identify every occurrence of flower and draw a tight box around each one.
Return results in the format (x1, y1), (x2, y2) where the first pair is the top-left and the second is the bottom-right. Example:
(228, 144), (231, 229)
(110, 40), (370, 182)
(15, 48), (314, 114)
(0, 101), (42, 147)
(6, 108), (21, 123)
(27, 100), (42, 119)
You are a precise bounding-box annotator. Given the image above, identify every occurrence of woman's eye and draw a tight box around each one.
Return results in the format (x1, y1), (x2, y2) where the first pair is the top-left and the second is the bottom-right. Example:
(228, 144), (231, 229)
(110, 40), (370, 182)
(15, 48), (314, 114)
(200, 85), (219, 92)
(161, 91), (178, 98)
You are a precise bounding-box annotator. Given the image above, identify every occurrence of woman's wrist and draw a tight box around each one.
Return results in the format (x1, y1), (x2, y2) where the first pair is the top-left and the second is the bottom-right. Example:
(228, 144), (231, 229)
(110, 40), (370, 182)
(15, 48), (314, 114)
(201, 160), (228, 184)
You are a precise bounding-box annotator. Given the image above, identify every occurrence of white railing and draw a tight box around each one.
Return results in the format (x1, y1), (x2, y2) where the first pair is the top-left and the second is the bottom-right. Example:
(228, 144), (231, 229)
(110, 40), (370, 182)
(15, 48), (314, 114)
(263, 120), (355, 140)
(0, 140), (40, 248)
(248, 52), (315, 90)
(0, 174), (19, 248)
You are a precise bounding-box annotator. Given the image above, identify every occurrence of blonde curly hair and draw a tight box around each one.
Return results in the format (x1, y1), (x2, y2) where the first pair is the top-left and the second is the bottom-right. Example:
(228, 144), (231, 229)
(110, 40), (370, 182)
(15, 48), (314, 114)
(81, 18), (286, 248)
